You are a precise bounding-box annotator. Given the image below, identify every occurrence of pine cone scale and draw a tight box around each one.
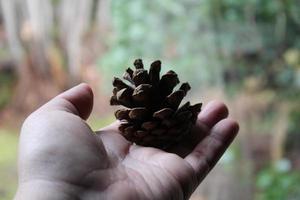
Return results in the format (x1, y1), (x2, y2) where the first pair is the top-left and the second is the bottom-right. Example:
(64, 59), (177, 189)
(128, 108), (149, 120)
(149, 60), (161, 86)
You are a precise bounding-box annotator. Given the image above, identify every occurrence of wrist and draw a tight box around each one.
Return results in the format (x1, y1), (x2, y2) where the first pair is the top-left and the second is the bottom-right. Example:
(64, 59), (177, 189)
(14, 179), (80, 200)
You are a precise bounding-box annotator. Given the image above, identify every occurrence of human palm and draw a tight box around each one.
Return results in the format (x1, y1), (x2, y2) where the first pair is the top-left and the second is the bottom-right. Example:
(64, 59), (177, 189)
(15, 84), (238, 200)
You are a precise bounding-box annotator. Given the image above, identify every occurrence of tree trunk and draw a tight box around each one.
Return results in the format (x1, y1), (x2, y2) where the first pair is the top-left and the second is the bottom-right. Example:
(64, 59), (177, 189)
(0, 0), (23, 63)
(0, 0), (105, 123)
(58, 0), (93, 83)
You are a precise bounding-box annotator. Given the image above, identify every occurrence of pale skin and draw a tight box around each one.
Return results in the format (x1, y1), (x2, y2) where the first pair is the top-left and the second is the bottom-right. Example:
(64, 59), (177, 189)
(14, 83), (239, 200)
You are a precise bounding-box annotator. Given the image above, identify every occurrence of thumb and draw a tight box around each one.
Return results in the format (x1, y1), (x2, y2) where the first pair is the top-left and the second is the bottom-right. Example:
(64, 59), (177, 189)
(38, 83), (94, 120)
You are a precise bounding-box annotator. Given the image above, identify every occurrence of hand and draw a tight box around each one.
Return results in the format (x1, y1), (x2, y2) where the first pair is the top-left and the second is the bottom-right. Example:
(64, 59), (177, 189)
(14, 83), (238, 200)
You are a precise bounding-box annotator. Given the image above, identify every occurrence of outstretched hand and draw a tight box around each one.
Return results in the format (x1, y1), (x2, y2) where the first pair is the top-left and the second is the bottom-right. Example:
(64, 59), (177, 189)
(15, 84), (238, 200)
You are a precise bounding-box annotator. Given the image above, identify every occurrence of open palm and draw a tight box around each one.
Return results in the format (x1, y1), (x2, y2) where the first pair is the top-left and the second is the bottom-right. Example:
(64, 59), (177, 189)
(15, 84), (238, 200)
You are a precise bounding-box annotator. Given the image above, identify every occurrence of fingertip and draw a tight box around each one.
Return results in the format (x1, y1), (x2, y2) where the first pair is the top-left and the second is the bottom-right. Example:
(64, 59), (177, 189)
(198, 100), (229, 128)
(212, 118), (239, 144)
(55, 83), (94, 120)
(78, 83), (94, 99)
(72, 83), (94, 120)
(228, 119), (239, 135)
(204, 100), (229, 116)
(220, 118), (239, 134)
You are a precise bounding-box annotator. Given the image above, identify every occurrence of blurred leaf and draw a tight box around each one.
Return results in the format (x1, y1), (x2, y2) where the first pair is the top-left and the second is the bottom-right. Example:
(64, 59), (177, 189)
(256, 168), (300, 200)
(284, 49), (300, 67)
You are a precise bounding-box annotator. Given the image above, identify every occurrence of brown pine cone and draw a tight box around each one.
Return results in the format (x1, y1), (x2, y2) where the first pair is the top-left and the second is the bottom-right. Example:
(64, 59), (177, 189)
(110, 59), (202, 149)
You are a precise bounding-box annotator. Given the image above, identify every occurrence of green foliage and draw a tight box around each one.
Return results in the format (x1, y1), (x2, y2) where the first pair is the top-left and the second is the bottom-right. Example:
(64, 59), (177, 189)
(0, 130), (18, 165)
(288, 107), (300, 134)
(256, 167), (300, 200)
(0, 73), (15, 110)
(0, 129), (18, 200)
(212, 0), (300, 93)
(99, 0), (224, 89)
(99, 0), (300, 96)
(285, 106), (300, 156)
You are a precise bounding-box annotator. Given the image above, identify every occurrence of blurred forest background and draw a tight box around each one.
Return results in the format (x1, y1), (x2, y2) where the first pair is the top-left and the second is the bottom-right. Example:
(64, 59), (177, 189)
(0, 0), (300, 199)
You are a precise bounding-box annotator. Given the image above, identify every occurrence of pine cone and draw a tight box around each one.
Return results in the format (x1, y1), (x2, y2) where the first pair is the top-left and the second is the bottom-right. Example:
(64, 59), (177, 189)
(110, 59), (202, 149)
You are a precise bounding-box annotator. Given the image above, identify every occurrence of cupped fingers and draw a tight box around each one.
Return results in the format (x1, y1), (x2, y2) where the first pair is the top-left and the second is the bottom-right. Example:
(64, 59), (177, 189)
(166, 100), (229, 157)
(184, 118), (239, 183)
